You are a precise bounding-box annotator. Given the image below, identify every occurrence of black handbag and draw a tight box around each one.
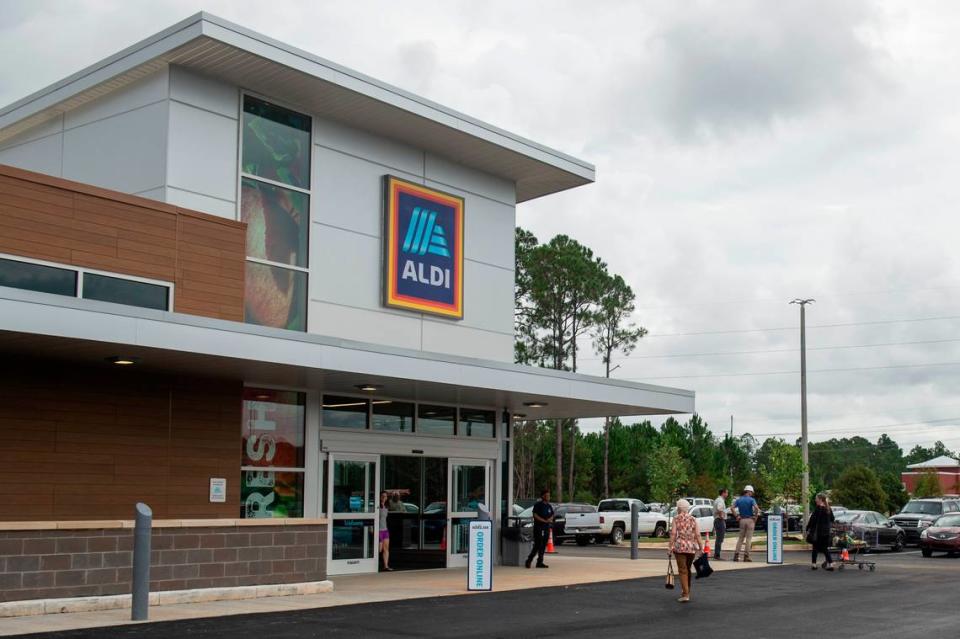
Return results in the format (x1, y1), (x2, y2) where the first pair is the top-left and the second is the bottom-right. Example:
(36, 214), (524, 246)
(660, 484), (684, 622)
(693, 553), (714, 579)
(665, 558), (676, 589)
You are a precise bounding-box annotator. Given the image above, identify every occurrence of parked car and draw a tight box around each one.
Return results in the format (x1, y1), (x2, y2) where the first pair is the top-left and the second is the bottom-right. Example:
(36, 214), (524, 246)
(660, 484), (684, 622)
(667, 504), (714, 533)
(832, 510), (906, 552)
(565, 498), (670, 544)
(518, 502), (597, 545)
(646, 502), (668, 514)
(682, 497), (713, 507)
(920, 513), (960, 557)
(891, 499), (960, 546)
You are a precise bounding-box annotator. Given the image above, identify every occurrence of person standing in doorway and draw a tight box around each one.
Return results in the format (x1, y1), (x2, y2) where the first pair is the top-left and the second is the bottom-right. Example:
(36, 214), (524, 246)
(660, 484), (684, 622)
(525, 489), (554, 569)
(807, 493), (835, 571)
(669, 499), (704, 603)
(733, 485), (759, 562)
(713, 488), (729, 560)
(378, 491), (393, 571)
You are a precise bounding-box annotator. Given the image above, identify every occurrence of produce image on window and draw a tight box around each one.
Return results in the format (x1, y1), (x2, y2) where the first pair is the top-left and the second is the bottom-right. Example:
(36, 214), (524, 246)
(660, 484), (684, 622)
(242, 96), (311, 189)
(244, 261), (306, 331)
(241, 388), (306, 468)
(241, 178), (308, 268)
(241, 470), (304, 518)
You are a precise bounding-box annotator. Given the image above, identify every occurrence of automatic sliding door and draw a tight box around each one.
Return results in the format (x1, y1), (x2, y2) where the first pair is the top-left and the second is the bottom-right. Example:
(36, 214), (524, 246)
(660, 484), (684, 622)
(447, 459), (490, 568)
(327, 454), (379, 575)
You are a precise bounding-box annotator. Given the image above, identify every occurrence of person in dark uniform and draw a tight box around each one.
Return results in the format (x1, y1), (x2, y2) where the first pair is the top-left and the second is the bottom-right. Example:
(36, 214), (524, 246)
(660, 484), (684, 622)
(525, 489), (555, 569)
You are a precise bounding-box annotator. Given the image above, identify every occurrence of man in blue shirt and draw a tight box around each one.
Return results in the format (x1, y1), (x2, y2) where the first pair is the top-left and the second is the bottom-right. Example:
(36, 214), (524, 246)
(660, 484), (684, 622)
(525, 489), (555, 569)
(733, 485), (760, 562)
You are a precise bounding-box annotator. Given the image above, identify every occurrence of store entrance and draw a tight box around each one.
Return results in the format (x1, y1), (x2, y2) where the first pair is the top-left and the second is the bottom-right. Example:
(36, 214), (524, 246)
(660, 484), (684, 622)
(380, 456), (448, 570)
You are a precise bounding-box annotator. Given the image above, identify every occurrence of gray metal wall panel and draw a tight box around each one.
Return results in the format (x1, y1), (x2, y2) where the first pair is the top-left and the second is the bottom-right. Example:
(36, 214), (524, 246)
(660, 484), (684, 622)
(421, 319), (513, 362)
(424, 152), (515, 206)
(0, 132), (62, 177)
(61, 100), (167, 194)
(166, 100), (238, 212)
(309, 224), (381, 308)
(459, 259), (515, 335)
(63, 70), (168, 130)
(169, 65), (239, 119)
(424, 179), (516, 271)
(308, 299), (422, 351)
(313, 116), (423, 176)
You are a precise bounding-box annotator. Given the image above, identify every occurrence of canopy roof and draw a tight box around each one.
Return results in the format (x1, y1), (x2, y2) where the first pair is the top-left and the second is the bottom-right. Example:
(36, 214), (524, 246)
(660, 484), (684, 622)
(906, 455), (960, 469)
(0, 12), (594, 203)
(0, 287), (694, 420)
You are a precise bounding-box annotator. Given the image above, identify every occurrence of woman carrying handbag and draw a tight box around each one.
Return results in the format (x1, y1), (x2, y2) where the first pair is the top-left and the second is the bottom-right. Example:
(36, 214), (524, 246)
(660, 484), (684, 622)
(668, 499), (704, 603)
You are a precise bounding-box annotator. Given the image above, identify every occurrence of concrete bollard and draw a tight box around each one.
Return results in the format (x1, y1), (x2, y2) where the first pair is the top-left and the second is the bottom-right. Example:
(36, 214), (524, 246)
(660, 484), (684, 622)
(132, 502), (152, 621)
(630, 502), (639, 560)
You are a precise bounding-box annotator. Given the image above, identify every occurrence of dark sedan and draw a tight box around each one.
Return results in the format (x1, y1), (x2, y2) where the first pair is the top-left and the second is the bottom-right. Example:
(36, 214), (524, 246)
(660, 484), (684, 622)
(920, 513), (960, 557)
(833, 510), (905, 552)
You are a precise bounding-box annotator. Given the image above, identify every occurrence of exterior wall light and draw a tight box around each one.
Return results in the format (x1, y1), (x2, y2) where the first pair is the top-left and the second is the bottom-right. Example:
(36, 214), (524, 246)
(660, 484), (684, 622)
(523, 401), (547, 408)
(356, 384), (380, 392)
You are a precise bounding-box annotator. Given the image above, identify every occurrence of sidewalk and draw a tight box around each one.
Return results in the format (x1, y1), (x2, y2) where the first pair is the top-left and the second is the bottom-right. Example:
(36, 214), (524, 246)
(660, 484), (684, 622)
(0, 554), (766, 636)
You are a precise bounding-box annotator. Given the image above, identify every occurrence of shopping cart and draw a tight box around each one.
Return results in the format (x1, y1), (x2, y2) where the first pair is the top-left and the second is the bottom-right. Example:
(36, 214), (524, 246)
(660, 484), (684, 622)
(832, 522), (877, 572)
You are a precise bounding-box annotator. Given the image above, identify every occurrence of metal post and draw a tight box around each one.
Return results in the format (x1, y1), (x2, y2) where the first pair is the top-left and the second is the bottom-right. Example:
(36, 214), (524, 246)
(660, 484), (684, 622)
(630, 502), (639, 560)
(790, 299), (814, 532)
(132, 502), (152, 621)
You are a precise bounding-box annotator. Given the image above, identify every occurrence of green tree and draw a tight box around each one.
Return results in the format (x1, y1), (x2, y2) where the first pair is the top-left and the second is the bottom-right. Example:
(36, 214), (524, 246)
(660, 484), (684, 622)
(879, 472), (909, 514)
(913, 469), (944, 498)
(591, 273), (645, 498)
(831, 465), (886, 511)
(513, 227), (541, 365)
(758, 439), (805, 506)
(648, 444), (690, 506)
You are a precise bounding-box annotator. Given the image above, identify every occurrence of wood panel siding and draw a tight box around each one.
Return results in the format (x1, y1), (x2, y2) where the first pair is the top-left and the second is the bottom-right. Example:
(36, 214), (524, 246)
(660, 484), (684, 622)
(0, 363), (241, 521)
(0, 164), (245, 321)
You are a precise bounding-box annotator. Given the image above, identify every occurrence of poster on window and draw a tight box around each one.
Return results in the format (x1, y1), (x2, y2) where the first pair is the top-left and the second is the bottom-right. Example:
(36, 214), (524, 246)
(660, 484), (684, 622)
(241, 389), (305, 468)
(241, 470), (304, 518)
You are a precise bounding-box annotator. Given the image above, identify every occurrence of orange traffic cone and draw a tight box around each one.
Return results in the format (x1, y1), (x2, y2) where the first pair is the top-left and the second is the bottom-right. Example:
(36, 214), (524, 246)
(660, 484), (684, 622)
(546, 529), (558, 554)
(704, 533), (711, 556)
(841, 548), (849, 562)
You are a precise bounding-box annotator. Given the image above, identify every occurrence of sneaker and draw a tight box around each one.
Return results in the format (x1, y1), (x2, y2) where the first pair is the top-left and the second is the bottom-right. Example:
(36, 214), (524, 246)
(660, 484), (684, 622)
(677, 596), (690, 603)
(743, 556), (753, 563)
(536, 563), (549, 568)
(525, 558), (532, 569)
(825, 564), (835, 572)
(811, 565), (818, 570)
(732, 554), (739, 562)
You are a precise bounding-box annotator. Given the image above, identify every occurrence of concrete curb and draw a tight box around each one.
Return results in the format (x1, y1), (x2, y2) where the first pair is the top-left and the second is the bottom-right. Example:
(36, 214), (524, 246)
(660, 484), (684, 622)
(0, 581), (334, 618)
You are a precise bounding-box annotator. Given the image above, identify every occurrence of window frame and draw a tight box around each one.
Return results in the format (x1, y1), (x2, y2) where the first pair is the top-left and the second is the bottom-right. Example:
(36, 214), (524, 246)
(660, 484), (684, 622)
(0, 252), (174, 310)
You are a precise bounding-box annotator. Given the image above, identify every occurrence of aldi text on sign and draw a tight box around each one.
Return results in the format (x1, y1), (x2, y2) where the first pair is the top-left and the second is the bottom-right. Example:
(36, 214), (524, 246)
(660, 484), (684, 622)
(467, 520), (493, 591)
(767, 513), (784, 564)
(383, 176), (464, 319)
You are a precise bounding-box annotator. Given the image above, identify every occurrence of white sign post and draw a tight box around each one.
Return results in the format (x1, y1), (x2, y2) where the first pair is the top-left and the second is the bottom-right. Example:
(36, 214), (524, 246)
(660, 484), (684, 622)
(467, 520), (493, 591)
(767, 514), (784, 564)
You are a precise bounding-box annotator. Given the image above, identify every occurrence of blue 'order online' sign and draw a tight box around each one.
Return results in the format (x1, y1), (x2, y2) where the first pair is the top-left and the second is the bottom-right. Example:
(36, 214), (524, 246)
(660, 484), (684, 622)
(383, 176), (464, 319)
(468, 520), (493, 591)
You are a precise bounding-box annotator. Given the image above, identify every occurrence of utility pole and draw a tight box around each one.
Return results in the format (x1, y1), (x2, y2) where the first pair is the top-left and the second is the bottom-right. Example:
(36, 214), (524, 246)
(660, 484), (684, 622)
(790, 298), (815, 531)
(729, 415), (734, 488)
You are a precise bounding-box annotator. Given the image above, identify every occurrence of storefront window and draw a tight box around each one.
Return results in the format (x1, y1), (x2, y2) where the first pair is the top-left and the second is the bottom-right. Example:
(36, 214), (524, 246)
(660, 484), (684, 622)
(372, 400), (414, 432)
(244, 261), (307, 331)
(0, 257), (77, 296)
(240, 94), (310, 333)
(82, 273), (169, 311)
(241, 388), (306, 518)
(459, 409), (495, 437)
(417, 404), (456, 436)
(242, 96), (311, 189)
(322, 395), (369, 429)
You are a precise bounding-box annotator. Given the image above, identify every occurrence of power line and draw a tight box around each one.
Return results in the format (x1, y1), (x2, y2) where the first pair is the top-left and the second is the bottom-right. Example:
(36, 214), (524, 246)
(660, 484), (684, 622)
(633, 360), (960, 381)
(579, 337), (960, 361)
(644, 313), (960, 338)
(744, 416), (960, 439)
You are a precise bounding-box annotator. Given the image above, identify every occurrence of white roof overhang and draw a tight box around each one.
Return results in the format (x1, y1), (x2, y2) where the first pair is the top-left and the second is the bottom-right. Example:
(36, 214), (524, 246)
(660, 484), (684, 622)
(0, 12), (594, 203)
(0, 287), (693, 420)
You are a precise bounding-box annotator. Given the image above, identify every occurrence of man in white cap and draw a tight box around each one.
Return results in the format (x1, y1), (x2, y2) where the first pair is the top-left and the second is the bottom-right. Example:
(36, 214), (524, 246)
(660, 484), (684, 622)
(732, 485), (760, 562)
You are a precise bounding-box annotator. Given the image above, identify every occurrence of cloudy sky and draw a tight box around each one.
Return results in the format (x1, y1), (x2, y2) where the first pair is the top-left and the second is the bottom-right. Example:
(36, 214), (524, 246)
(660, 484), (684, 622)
(3, 1), (960, 452)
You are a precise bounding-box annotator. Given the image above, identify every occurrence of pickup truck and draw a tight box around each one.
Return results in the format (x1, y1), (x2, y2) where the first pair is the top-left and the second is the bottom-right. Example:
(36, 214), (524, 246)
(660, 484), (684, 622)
(564, 498), (670, 545)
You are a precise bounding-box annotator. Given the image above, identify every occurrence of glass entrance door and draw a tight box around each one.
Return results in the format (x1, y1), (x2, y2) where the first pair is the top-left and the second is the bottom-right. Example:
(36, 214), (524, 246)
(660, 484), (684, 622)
(447, 459), (491, 568)
(327, 454), (379, 575)
(381, 456), (447, 570)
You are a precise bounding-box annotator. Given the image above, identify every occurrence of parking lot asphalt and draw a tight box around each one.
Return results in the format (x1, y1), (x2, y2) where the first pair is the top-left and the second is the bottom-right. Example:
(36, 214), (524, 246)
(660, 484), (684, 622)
(14, 547), (958, 639)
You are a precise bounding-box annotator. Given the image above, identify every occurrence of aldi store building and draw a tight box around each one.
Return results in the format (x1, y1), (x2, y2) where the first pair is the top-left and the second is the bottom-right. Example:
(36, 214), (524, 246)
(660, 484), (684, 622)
(0, 13), (693, 602)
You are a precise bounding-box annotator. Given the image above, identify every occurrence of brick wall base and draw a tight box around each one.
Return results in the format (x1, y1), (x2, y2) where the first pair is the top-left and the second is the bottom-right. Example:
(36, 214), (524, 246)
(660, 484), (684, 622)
(0, 524), (326, 602)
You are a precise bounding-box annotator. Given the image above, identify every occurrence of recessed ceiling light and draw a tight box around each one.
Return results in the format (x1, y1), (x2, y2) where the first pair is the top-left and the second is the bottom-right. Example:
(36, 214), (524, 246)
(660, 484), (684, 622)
(523, 401), (547, 408)
(106, 356), (139, 366)
(356, 384), (380, 392)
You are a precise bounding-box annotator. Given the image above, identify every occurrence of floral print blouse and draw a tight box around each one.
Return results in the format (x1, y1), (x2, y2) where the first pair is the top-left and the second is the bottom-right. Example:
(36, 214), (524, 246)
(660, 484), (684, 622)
(671, 512), (701, 554)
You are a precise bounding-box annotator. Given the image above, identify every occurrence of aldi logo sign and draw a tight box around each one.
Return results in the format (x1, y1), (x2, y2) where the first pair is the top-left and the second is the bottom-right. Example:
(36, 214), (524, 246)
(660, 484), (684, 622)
(383, 176), (464, 319)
